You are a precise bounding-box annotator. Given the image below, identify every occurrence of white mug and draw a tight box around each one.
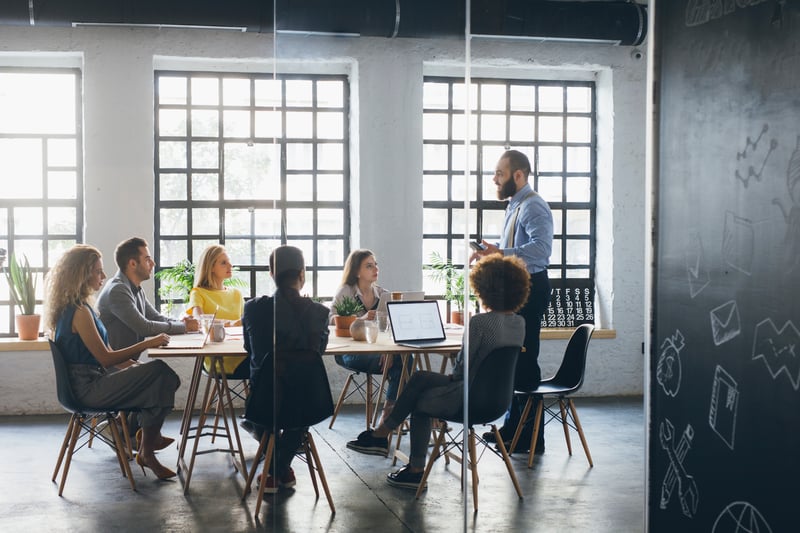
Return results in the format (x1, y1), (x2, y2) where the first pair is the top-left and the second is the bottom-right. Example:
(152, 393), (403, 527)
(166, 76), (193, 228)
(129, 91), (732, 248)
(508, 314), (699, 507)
(210, 321), (226, 342)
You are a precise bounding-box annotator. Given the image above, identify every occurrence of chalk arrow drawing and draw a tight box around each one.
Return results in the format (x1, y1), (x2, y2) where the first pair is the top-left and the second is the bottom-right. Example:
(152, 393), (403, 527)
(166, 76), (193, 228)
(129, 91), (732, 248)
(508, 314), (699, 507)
(752, 318), (800, 390)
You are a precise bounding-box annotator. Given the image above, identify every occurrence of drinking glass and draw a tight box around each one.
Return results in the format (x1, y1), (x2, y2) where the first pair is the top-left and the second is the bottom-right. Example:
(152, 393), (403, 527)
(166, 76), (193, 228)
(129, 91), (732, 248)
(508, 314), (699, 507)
(364, 320), (379, 343)
(376, 311), (390, 333)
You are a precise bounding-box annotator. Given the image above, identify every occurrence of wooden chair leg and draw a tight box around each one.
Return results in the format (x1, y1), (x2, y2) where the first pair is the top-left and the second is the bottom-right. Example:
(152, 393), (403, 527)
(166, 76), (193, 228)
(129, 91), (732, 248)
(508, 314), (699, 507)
(365, 373), (374, 429)
(568, 399), (593, 467)
(302, 435), (320, 499)
(87, 416), (98, 448)
(53, 414), (77, 483)
(372, 363), (390, 427)
(242, 432), (270, 500)
(467, 429), (480, 512)
(254, 435), (276, 516)
(416, 422), (446, 499)
(559, 399), (573, 455)
(107, 414), (136, 491)
(527, 401), (545, 469)
(328, 374), (354, 429)
(493, 425), (523, 499)
(58, 415), (83, 496)
(509, 395), (534, 454)
(118, 412), (135, 461)
(306, 432), (336, 514)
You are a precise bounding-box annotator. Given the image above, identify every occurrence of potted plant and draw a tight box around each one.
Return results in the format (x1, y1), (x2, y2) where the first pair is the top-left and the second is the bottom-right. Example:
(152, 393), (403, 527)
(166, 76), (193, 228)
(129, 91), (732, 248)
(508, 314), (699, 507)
(331, 296), (364, 337)
(4, 252), (40, 340)
(155, 259), (248, 316)
(426, 251), (477, 325)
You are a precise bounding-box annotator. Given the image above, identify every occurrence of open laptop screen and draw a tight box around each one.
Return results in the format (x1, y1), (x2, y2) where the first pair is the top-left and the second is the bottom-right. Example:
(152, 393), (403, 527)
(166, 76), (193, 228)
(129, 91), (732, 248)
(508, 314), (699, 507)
(387, 300), (446, 343)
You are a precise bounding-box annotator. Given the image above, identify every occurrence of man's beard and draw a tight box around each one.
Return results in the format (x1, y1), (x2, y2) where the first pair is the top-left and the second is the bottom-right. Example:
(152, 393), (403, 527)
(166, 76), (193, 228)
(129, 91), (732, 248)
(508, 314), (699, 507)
(497, 178), (516, 200)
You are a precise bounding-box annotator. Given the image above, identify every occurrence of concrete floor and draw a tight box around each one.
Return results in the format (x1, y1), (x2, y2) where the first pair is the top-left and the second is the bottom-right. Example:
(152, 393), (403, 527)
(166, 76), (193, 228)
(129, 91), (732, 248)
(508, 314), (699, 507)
(0, 397), (644, 532)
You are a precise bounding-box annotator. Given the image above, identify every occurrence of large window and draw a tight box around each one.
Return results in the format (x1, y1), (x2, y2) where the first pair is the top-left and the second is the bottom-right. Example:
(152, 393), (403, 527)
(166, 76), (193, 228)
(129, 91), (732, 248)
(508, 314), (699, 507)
(154, 72), (350, 308)
(422, 77), (596, 325)
(0, 69), (83, 337)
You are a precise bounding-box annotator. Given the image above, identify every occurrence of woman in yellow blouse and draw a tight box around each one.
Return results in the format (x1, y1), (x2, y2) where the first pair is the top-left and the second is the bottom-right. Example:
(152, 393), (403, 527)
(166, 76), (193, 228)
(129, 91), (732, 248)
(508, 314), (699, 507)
(189, 244), (246, 376)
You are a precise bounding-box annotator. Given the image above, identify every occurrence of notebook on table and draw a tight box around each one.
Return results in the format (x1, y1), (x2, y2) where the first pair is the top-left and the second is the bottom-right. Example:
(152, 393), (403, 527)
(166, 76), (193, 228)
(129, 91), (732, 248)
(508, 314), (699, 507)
(387, 300), (461, 349)
(160, 310), (215, 349)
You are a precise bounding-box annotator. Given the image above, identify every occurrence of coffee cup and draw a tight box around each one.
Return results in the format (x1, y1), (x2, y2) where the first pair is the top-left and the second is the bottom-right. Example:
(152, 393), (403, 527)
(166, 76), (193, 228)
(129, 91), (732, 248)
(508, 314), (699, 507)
(210, 320), (226, 342)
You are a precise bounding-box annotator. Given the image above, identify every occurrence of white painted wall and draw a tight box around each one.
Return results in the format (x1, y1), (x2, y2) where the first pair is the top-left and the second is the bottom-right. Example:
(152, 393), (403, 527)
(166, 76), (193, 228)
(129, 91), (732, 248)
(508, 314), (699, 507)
(0, 26), (647, 414)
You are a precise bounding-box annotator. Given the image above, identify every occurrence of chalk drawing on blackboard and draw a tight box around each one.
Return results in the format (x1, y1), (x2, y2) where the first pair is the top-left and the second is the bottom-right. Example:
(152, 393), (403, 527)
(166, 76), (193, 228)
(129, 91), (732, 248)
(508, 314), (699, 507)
(752, 318), (800, 390)
(657, 330), (685, 398)
(685, 0), (772, 27)
(686, 232), (710, 298)
(722, 211), (755, 276)
(772, 135), (800, 274)
(735, 124), (777, 188)
(710, 300), (741, 346)
(709, 365), (738, 450)
(659, 419), (699, 519)
(712, 501), (773, 533)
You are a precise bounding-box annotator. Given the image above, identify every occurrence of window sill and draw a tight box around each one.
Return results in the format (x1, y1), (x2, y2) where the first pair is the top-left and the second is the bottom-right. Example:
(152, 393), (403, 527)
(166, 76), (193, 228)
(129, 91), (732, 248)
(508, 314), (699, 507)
(0, 337), (49, 352)
(0, 329), (617, 352)
(541, 328), (616, 340)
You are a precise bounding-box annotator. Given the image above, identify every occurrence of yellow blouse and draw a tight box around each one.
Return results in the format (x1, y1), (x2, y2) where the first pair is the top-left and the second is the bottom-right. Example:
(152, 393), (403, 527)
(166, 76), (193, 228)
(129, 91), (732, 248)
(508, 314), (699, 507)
(189, 287), (245, 375)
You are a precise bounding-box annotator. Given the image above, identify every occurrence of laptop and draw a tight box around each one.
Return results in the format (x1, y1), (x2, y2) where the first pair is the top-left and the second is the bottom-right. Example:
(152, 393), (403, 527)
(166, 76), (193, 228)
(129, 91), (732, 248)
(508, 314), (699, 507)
(377, 291), (425, 312)
(387, 300), (461, 349)
(160, 310), (216, 349)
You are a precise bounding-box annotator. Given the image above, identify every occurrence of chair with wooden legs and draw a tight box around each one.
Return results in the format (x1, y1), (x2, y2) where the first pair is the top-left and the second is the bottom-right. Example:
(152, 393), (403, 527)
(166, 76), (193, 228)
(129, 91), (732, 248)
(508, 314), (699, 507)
(244, 429), (335, 515)
(328, 365), (389, 430)
(242, 348), (335, 516)
(412, 346), (523, 512)
(508, 323), (595, 468)
(49, 340), (137, 495)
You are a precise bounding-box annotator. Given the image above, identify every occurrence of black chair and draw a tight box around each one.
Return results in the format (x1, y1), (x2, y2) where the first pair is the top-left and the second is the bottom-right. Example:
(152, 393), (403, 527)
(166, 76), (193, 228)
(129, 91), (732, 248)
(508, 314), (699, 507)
(414, 345), (523, 512)
(49, 340), (137, 495)
(508, 323), (595, 468)
(242, 349), (336, 515)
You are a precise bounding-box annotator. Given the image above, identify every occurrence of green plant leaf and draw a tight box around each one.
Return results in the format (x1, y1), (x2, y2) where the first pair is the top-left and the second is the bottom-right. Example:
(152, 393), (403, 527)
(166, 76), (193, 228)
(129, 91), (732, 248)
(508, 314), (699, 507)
(4, 252), (37, 315)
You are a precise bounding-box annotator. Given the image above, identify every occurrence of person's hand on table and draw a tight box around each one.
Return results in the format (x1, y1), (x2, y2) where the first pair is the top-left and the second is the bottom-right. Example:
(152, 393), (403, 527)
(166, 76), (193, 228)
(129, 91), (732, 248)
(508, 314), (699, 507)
(182, 316), (199, 332)
(147, 333), (170, 348)
(361, 309), (376, 320)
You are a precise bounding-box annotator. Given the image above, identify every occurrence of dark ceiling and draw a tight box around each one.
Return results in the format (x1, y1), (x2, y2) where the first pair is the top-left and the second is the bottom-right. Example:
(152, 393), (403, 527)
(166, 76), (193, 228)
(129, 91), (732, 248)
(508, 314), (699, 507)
(0, 1), (647, 46)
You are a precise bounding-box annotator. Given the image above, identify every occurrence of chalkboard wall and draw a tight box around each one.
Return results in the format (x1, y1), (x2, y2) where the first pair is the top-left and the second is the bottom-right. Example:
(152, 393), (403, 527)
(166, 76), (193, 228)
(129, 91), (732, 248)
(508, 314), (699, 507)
(652, 1), (800, 531)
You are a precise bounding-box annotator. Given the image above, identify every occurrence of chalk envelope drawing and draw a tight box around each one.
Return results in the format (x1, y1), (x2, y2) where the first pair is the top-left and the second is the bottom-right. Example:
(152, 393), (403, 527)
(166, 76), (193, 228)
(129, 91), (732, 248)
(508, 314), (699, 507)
(708, 365), (738, 450)
(657, 330), (685, 397)
(722, 211), (755, 276)
(686, 232), (710, 298)
(752, 318), (800, 390)
(710, 300), (741, 346)
(659, 419), (699, 519)
(712, 501), (773, 533)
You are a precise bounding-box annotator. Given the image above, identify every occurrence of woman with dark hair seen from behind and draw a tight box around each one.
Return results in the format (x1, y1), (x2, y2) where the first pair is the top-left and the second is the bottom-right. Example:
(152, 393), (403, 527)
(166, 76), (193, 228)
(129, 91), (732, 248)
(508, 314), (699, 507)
(347, 254), (529, 490)
(45, 244), (180, 480)
(241, 245), (330, 493)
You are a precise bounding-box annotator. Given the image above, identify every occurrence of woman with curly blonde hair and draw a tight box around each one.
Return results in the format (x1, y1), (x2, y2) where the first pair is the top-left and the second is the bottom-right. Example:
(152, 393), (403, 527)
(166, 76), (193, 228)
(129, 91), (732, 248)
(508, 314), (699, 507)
(45, 244), (180, 480)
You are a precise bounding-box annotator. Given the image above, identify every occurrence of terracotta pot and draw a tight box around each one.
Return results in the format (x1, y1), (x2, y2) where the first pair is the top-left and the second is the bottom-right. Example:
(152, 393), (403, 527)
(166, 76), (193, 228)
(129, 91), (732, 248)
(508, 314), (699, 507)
(450, 310), (464, 325)
(333, 315), (357, 337)
(15, 314), (41, 341)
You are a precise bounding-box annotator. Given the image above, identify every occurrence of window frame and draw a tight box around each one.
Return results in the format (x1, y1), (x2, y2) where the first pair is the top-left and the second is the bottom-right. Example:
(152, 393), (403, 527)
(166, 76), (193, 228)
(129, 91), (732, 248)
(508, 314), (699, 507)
(153, 71), (351, 307)
(0, 67), (84, 337)
(422, 76), (597, 324)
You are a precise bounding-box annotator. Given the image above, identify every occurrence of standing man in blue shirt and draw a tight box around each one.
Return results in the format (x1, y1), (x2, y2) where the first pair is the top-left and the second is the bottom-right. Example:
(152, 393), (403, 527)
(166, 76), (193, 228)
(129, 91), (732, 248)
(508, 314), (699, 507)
(471, 149), (553, 454)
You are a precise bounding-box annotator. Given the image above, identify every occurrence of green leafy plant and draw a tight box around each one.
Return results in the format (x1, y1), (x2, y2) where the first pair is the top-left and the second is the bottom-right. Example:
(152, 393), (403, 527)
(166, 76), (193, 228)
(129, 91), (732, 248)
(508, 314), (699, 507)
(425, 251), (476, 312)
(331, 295), (365, 317)
(4, 252), (37, 315)
(155, 259), (248, 314)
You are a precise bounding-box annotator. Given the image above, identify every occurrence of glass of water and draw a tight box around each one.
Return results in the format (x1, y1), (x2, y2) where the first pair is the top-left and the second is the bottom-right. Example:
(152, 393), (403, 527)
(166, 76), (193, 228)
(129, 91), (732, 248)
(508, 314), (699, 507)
(364, 320), (379, 343)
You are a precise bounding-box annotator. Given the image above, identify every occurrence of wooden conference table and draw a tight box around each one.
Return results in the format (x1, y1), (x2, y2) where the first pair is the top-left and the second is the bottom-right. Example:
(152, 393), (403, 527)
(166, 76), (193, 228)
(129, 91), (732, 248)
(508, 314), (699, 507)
(149, 326), (463, 493)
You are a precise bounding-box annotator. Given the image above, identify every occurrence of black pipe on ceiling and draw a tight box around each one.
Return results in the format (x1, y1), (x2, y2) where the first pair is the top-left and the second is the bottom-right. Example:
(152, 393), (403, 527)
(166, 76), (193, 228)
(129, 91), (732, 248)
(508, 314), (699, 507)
(0, 1), (647, 46)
